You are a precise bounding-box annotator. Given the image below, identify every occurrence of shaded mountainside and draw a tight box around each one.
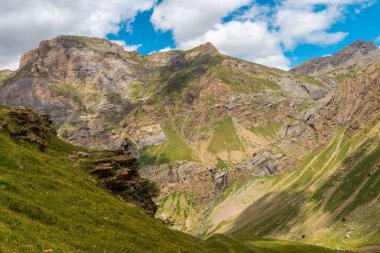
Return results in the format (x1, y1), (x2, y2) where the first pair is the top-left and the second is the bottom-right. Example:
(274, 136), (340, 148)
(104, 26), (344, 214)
(0, 35), (379, 252)
(0, 106), (349, 253)
(207, 62), (380, 252)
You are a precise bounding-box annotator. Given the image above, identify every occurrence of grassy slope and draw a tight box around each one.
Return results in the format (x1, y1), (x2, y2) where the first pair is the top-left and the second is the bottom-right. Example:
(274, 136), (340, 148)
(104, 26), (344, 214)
(137, 128), (194, 168)
(250, 123), (282, 140)
(0, 70), (13, 87)
(210, 119), (380, 251)
(0, 109), (204, 252)
(204, 234), (350, 253)
(134, 48), (312, 167)
(208, 118), (244, 154)
(0, 107), (347, 253)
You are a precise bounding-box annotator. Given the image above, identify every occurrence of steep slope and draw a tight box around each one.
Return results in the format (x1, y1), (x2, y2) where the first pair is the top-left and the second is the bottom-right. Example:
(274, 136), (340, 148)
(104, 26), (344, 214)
(0, 106), (205, 252)
(0, 35), (378, 252)
(291, 40), (380, 76)
(206, 62), (380, 252)
(0, 69), (13, 86)
(0, 35), (333, 234)
(0, 35), (328, 154)
(0, 105), (350, 253)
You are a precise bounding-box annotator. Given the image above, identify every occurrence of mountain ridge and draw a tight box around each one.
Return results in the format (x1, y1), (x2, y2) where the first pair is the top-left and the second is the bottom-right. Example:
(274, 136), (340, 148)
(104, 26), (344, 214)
(0, 35), (379, 252)
(291, 40), (380, 76)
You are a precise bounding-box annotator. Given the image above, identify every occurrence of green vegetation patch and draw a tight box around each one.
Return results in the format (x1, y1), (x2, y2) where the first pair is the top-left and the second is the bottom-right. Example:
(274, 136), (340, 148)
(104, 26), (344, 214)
(325, 141), (380, 214)
(208, 118), (244, 154)
(204, 234), (255, 253)
(250, 123), (282, 139)
(137, 128), (194, 167)
(0, 70), (13, 86)
(0, 108), (204, 253)
(248, 240), (349, 253)
(300, 76), (328, 88)
(50, 82), (83, 107)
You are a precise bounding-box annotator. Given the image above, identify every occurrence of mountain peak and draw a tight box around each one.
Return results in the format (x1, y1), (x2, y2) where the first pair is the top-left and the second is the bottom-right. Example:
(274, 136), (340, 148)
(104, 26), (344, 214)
(292, 39), (380, 75)
(193, 42), (219, 56)
(339, 40), (379, 56)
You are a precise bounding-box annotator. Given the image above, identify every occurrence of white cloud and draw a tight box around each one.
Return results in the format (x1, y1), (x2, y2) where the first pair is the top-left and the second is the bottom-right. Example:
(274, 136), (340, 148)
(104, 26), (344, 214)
(151, 0), (251, 41)
(0, 0), (155, 70)
(273, 4), (348, 49)
(0, 0), (374, 70)
(178, 21), (290, 69)
(159, 46), (174, 52)
(375, 36), (380, 43)
(151, 0), (373, 69)
(111, 40), (141, 51)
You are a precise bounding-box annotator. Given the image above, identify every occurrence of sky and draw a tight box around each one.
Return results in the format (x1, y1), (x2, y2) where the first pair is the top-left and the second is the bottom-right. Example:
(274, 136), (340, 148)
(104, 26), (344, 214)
(0, 0), (379, 70)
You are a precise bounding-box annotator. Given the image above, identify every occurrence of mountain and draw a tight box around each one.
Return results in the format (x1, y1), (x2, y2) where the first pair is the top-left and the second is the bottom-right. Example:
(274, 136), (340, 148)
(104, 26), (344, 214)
(0, 105), (349, 253)
(208, 62), (380, 251)
(0, 35), (379, 252)
(0, 105), (206, 252)
(0, 35), (330, 150)
(291, 40), (380, 76)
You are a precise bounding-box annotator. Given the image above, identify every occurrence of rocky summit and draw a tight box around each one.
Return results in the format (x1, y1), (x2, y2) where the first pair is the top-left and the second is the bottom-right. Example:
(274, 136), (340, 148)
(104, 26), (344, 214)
(0, 35), (380, 253)
(291, 40), (380, 76)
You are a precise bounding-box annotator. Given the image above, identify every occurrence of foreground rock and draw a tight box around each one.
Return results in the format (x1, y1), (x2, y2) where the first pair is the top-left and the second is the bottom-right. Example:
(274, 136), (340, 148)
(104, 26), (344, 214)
(72, 150), (158, 215)
(0, 106), (52, 150)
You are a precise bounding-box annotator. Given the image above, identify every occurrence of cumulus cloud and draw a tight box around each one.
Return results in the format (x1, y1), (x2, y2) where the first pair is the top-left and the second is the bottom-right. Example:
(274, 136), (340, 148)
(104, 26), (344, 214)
(159, 46), (174, 52)
(1, 0), (374, 70)
(0, 0), (155, 69)
(111, 40), (142, 51)
(151, 0), (251, 42)
(273, 4), (348, 49)
(151, 0), (373, 69)
(178, 21), (290, 69)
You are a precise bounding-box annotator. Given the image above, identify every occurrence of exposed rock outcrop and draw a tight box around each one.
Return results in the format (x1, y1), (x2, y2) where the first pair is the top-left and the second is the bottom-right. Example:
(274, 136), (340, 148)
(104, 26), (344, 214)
(73, 150), (158, 215)
(292, 40), (380, 76)
(0, 106), (52, 149)
(309, 61), (380, 133)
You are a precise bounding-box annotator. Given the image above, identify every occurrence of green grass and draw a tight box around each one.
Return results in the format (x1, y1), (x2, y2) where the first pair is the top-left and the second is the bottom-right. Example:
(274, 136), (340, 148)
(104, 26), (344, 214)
(204, 235), (349, 253)
(250, 123), (282, 139)
(325, 142), (380, 214)
(0, 108), (204, 253)
(136, 128), (194, 167)
(300, 76), (327, 88)
(50, 82), (83, 107)
(0, 70), (13, 86)
(221, 123), (380, 250)
(247, 240), (349, 253)
(204, 234), (256, 253)
(208, 118), (244, 154)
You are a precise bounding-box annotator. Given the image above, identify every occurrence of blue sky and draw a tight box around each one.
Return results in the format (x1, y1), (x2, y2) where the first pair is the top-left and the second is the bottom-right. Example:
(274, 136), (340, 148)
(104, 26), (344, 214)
(286, 1), (380, 65)
(1, 0), (379, 70)
(106, 0), (380, 68)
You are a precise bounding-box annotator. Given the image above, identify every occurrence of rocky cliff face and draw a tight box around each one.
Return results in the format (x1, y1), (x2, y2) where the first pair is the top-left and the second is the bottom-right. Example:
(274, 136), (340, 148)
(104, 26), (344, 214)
(0, 105), (158, 215)
(303, 61), (380, 135)
(0, 36), (144, 149)
(292, 40), (380, 76)
(73, 150), (158, 215)
(0, 35), (329, 151)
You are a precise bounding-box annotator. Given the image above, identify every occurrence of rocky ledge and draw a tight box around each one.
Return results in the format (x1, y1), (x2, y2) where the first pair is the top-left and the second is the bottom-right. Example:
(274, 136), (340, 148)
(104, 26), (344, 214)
(71, 150), (158, 215)
(0, 106), (53, 150)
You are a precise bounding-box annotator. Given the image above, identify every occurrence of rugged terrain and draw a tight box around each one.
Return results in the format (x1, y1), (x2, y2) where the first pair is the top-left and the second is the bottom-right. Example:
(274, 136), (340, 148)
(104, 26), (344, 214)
(0, 104), (350, 253)
(0, 105), (204, 252)
(0, 35), (379, 252)
(291, 40), (380, 76)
